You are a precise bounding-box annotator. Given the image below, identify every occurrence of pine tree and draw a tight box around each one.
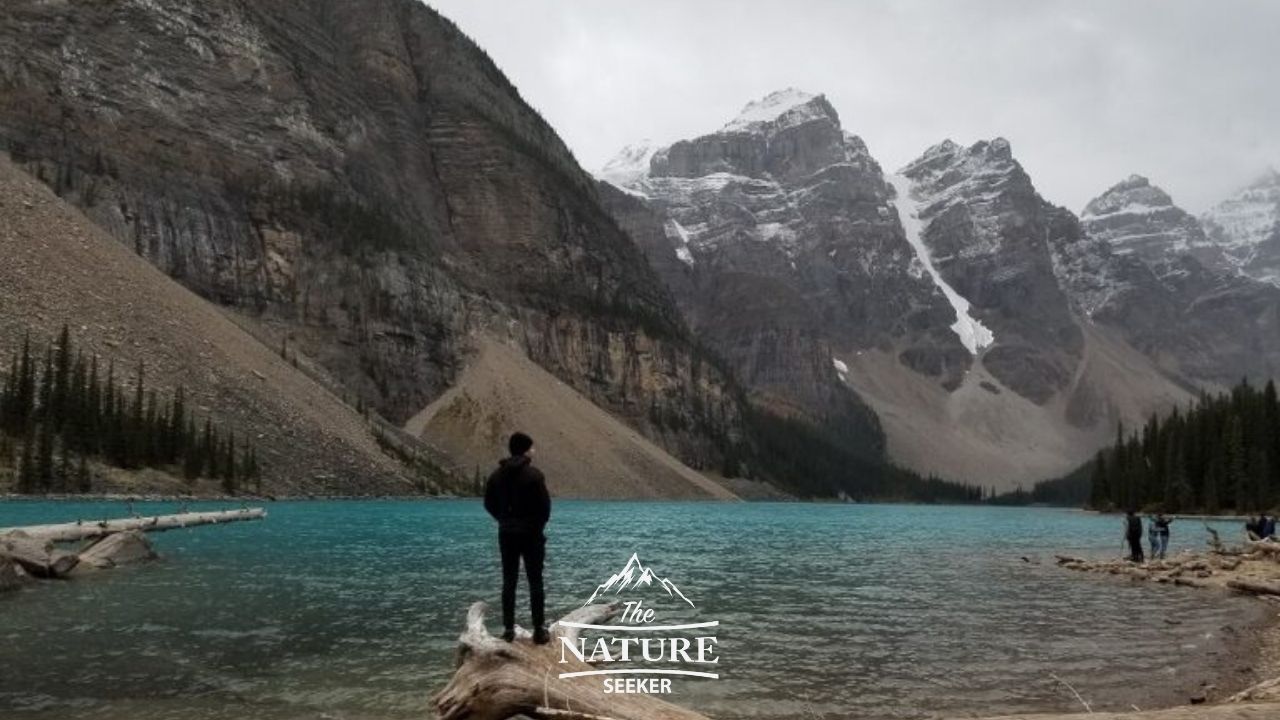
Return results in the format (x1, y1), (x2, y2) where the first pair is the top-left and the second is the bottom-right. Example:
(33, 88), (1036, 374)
(14, 335), (34, 432)
(57, 440), (71, 493)
(77, 452), (91, 493)
(37, 348), (53, 422)
(1088, 450), (1109, 509)
(17, 436), (35, 493)
(52, 324), (71, 429)
(221, 430), (237, 495)
(203, 419), (217, 479)
(35, 421), (54, 491)
(1225, 415), (1248, 511)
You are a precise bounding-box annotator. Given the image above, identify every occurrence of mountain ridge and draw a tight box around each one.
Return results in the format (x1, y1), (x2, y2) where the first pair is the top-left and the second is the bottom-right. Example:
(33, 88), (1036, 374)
(601, 88), (1280, 486)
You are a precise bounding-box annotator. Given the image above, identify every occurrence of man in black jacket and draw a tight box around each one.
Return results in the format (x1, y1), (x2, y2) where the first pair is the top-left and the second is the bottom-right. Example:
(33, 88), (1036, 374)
(1124, 508), (1144, 563)
(484, 431), (551, 644)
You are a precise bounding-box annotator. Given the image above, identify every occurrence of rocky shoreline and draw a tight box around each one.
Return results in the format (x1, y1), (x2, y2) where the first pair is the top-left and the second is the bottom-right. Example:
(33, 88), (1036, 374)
(1032, 540), (1280, 719)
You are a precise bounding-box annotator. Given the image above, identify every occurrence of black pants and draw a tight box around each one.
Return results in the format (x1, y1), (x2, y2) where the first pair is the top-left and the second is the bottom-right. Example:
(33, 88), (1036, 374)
(1127, 535), (1144, 562)
(499, 530), (545, 631)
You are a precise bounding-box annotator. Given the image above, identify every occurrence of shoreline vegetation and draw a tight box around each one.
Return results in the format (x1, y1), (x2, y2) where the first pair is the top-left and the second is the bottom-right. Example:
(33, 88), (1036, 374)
(1000, 378), (1280, 516)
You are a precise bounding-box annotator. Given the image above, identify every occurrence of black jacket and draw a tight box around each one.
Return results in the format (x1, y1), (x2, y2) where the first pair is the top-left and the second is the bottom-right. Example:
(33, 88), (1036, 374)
(484, 455), (551, 534)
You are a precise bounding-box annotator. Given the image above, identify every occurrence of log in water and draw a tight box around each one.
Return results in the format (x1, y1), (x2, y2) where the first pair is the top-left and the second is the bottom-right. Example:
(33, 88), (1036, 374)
(0, 508), (267, 542)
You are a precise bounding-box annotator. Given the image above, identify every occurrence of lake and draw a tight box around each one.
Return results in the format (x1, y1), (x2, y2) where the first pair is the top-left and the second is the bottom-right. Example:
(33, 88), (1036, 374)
(0, 500), (1266, 719)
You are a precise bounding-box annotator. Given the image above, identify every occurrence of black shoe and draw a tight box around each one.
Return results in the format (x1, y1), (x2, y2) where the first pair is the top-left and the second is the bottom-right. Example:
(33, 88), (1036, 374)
(533, 627), (550, 645)
(501, 628), (515, 643)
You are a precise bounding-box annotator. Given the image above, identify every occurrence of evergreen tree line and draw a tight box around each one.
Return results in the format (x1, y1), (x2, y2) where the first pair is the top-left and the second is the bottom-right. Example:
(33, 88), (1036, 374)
(1088, 378), (1280, 513)
(0, 326), (261, 494)
(743, 404), (984, 503)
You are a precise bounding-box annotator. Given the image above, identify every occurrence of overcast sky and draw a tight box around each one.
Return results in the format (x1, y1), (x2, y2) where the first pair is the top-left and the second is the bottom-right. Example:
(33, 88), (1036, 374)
(427, 0), (1279, 214)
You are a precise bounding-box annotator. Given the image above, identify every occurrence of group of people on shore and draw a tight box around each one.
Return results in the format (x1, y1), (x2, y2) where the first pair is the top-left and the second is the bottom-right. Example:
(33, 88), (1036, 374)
(1124, 509), (1279, 562)
(1123, 510), (1171, 562)
(1246, 513), (1278, 542)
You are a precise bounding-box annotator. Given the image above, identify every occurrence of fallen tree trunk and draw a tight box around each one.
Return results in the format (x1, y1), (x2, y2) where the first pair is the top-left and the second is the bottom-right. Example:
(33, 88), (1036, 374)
(1244, 540), (1280, 560)
(0, 533), (79, 578)
(0, 508), (266, 542)
(433, 602), (712, 720)
(1227, 579), (1280, 596)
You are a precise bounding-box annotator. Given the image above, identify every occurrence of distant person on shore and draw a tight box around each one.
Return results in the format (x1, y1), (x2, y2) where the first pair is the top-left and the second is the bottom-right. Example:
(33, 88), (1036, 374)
(1247, 514), (1266, 542)
(484, 431), (551, 645)
(1152, 514), (1171, 559)
(1147, 515), (1159, 559)
(1124, 508), (1144, 562)
(1262, 514), (1277, 541)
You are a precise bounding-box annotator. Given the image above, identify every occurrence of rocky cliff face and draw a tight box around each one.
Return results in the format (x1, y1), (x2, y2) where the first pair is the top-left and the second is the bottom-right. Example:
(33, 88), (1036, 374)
(896, 138), (1084, 404)
(1202, 169), (1280, 287)
(0, 0), (744, 479)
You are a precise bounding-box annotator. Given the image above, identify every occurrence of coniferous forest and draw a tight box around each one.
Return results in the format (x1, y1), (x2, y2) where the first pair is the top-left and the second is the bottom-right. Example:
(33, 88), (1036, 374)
(0, 326), (261, 494)
(1087, 379), (1280, 513)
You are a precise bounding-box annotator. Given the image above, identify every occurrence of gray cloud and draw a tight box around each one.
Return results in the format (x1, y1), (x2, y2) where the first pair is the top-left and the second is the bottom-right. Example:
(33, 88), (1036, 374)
(427, 0), (1280, 213)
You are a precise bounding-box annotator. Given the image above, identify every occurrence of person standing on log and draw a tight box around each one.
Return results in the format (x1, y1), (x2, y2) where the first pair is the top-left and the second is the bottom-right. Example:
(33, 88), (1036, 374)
(1124, 508), (1144, 563)
(484, 431), (551, 645)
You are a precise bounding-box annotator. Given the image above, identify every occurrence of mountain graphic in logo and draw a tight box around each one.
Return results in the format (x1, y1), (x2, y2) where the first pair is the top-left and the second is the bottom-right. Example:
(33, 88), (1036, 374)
(582, 552), (695, 608)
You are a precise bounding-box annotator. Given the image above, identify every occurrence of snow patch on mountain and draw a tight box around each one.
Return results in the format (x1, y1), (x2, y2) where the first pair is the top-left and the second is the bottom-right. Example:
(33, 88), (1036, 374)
(663, 218), (696, 266)
(832, 357), (849, 381)
(1201, 169), (1280, 286)
(721, 87), (822, 133)
(888, 173), (995, 355)
(599, 140), (659, 189)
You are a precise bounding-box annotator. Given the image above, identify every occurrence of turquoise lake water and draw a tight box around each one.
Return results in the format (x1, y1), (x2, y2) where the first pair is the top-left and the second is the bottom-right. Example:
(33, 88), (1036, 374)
(0, 500), (1266, 719)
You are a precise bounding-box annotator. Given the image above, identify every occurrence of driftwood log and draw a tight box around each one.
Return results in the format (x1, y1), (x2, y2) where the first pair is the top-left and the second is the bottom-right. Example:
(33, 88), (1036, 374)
(433, 601), (712, 720)
(0, 555), (31, 591)
(0, 508), (266, 542)
(1227, 579), (1280, 596)
(1244, 540), (1280, 560)
(0, 532), (80, 578)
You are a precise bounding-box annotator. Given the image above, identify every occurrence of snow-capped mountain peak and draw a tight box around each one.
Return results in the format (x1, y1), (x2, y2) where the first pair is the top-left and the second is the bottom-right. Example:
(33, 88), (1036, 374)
(599, 140), (659, 188)
(582, 553), (695, 608)
(1081, 174), (1174, 220)
(720, 87), (830, 133)
(1079, 174), (1211, 264)
(1200, 168), (1280, 286)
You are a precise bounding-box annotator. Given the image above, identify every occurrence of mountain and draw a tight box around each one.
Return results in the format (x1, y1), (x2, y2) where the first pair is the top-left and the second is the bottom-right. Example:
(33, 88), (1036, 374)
(599, 89), (947, 467)
(600, 91), (1278, 486)
(1075, 176), (1280, 388)
(1080, 174), (1226, 272)
(403, 336), (738, 499)
(0, 0), (753, 495)
(582, 552), (694, 608)
(0, 154), (424, 494)
(1201, 169), (1280, 287)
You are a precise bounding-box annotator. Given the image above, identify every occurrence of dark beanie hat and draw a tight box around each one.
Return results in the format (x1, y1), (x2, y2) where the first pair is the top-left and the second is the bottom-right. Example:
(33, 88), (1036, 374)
(508, 432), (533, 456)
